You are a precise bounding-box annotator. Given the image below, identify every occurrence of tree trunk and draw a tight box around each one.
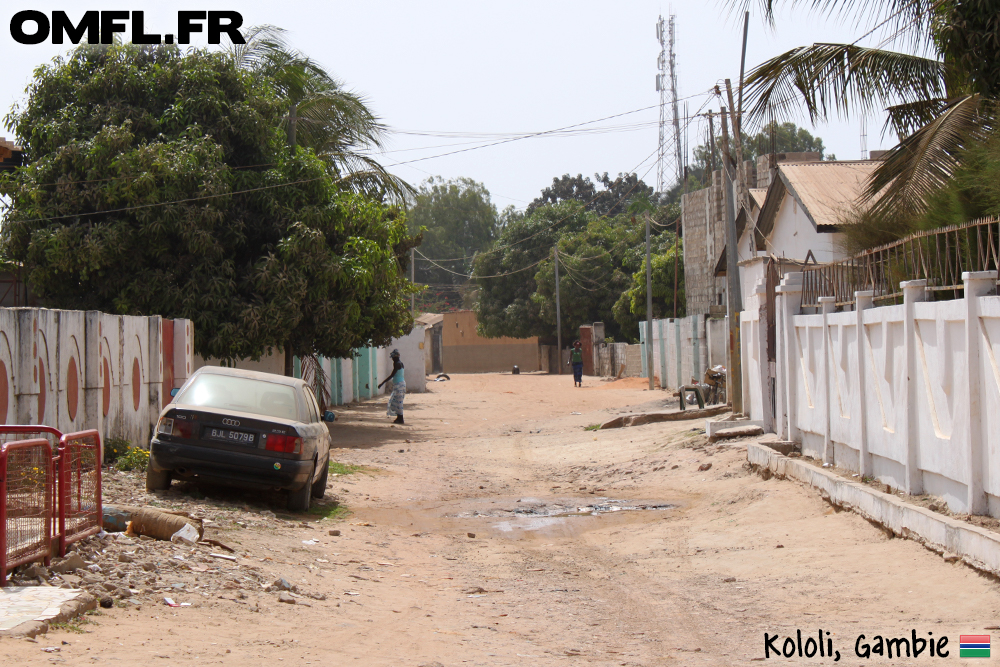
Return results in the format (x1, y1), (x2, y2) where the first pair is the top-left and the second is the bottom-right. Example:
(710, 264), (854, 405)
(284, 346), (294, 377)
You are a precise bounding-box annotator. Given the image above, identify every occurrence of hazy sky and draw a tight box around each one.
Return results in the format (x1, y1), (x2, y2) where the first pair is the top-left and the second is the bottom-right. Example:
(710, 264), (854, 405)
(1, 1), (900, 210)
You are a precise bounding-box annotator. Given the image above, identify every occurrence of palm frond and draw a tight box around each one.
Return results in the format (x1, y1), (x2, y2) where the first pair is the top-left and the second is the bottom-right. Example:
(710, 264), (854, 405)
(863, 94), (993, 217)
(294, 88), (388, 153)
(729, 0), (936, 51)
(743, 43), (945, 127)
(883, 97), (949, 137)
(225, 24), (292, 71)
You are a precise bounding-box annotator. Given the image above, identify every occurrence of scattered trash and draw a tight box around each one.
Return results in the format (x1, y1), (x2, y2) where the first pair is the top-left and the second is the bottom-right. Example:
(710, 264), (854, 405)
(170, 523), (200, 546)
(163, 597), (180, 607)
(210, 553), (237, 561)
(199, 538), (235, 553)
(41, 647), (61, 653)
(302, 539), (319, 545)
(570, 412), (581, 415)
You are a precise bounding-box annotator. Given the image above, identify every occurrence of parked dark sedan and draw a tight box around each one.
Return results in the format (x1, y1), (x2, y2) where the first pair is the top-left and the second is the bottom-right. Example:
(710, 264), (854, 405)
(147, 367), (334, 511)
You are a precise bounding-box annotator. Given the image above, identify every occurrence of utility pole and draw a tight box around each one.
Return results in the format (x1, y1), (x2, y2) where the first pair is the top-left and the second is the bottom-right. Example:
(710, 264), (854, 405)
(707, 112), (717, 178)
(645, 212), (654, 391)
(719, 106), (743, 415)
(554, 246), (562, 375)
(725, 79), (747, 199)
(411, 247), (416, 313)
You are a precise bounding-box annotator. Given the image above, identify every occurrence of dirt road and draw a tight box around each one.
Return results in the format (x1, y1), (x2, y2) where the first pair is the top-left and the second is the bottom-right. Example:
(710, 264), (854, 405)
(4, 373), (1000, 665)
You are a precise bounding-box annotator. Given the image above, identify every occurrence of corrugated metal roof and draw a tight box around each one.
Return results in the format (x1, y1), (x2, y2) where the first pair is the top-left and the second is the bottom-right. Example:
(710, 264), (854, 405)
(749, 188), (767, 210)
(414, 312), (443, 326)
(778, 160), (878, 228)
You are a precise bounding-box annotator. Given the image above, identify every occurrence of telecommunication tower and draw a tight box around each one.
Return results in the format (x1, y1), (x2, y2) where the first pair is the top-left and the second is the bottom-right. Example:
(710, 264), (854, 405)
(655, 16), (668, 192)
(655, 15), (683, 193)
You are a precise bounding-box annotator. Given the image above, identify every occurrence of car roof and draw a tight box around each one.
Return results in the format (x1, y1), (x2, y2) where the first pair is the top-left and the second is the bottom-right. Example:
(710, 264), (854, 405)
(192, 365), (308, 390)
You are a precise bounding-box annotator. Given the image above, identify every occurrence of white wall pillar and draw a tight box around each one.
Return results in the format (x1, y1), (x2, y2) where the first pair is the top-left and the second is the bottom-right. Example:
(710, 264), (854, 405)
(964, 271), (996, 513)
(902, 279), (928, 495)
(855, 291), (874, 477)
(776, 273), (804, 442)
(819, 296), (836, 464)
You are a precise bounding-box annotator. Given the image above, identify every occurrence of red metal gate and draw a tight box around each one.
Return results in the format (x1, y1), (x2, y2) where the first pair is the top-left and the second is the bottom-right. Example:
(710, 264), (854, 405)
(0, 426), (103, 585)
(0, 438), (54, 584)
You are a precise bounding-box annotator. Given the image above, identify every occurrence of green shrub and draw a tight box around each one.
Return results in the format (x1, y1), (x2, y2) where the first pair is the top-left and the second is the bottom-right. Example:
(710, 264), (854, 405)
(113, 445), (150, 472)
(103, 437), (131, 465)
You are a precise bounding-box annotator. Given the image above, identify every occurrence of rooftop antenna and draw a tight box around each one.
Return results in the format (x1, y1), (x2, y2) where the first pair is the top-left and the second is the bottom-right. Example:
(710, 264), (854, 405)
(860, 117), (868, 160)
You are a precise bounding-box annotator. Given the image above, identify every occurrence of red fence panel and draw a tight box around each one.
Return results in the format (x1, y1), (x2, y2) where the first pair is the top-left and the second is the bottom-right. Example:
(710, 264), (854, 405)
(0, 438), (53, 586)
(58, 430), (102, 555)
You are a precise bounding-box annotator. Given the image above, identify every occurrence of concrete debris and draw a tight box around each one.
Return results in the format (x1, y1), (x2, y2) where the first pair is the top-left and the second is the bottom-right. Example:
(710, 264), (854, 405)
(50, 553), (86, 574)
(708, 425), (764, 442)
(277, 591), (296, 604)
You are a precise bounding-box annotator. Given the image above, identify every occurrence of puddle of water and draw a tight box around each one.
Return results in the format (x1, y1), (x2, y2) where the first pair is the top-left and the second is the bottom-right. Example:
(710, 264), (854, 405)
(354, 496), (677, 541)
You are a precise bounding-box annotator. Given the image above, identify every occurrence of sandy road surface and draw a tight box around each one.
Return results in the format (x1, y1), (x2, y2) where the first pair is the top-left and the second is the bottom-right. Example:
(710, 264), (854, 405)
(3, 373), (1000, 666)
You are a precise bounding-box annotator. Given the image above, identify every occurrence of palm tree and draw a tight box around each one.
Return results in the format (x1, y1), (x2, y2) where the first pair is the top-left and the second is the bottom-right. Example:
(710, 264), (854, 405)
(227, 25), (412, 202)
(733, 0), (999, 221)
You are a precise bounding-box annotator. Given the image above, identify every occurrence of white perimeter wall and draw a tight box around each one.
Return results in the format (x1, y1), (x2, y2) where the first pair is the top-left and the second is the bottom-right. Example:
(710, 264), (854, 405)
(640, 316), (727, 390)
(759, 270), (1000, 517)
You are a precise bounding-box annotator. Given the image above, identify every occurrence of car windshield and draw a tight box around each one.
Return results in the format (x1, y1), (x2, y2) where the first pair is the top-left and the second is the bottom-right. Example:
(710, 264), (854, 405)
(177, 374), (299, 421)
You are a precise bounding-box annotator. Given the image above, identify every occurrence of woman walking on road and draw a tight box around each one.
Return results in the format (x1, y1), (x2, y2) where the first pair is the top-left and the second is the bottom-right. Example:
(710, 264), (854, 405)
(379, 349), (406, 424)
(570, 340), (584, 387)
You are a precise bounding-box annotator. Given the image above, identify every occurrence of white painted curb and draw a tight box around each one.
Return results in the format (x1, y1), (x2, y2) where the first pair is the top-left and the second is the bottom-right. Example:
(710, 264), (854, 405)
(747, 443), (1000, 576)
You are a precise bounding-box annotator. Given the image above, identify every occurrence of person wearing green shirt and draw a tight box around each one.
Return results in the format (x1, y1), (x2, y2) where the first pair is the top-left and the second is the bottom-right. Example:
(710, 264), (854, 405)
(570, 340), (584, 387)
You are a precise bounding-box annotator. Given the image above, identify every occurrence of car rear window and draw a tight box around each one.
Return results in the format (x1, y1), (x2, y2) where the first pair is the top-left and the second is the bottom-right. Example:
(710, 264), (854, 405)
(177, 374), (299, 421)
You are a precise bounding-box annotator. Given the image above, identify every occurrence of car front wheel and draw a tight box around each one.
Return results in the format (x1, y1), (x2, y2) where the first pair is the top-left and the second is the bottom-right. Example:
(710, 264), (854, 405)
(288, 464), (314, 512)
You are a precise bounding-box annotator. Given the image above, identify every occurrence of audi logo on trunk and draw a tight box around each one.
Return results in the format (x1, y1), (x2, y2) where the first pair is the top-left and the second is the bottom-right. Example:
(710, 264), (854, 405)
(222, 418), (240, 427)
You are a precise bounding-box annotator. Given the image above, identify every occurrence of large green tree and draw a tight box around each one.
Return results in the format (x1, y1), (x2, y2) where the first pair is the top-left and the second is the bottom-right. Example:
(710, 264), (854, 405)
(473, 200), (678, 343)
(527, 172), (655, 216)
(406, 176), (499, 311)
(0, 43), (416, 362)
(686, 122), (828, 187)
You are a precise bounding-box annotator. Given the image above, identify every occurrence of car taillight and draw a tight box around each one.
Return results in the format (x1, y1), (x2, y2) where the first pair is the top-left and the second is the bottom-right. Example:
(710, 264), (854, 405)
(174, 420), (193, 438)
(264, 433), (301, 454)
(157, 416), (192, 438)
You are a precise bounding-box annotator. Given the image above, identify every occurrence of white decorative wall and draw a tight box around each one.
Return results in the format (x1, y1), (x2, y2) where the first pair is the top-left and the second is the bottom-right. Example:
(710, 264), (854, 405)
(763, 271), (1000, 517)
(0, 307), (193, 449)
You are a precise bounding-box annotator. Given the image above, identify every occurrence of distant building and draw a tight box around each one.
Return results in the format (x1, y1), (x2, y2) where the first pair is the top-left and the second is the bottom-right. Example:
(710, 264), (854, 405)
(440, 310), (540, 373)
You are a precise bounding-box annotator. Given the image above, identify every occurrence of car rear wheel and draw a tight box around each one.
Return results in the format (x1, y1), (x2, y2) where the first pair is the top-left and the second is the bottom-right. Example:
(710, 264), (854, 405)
(312, 457), (329, 499)
(288, 464), (314, 512)
(146, 465), (172, 492)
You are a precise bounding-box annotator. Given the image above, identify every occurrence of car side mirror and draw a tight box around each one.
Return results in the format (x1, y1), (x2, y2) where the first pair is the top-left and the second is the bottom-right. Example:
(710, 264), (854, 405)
(170, 388), (179, 397)
(323, 411), (336, 422)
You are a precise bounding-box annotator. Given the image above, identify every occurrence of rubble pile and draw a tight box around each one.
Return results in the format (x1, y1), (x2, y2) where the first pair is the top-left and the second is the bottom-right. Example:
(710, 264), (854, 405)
(7, 470), (338, 608)
(9, 531), (271, 609)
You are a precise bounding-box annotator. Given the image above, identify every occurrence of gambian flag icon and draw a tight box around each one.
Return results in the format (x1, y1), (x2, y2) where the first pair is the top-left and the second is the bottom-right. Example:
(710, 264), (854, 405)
(960, 635), (990, 658)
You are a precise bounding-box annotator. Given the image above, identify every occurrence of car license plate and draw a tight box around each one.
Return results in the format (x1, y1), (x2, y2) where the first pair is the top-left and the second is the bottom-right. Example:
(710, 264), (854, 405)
(204, 427), (255, 445)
